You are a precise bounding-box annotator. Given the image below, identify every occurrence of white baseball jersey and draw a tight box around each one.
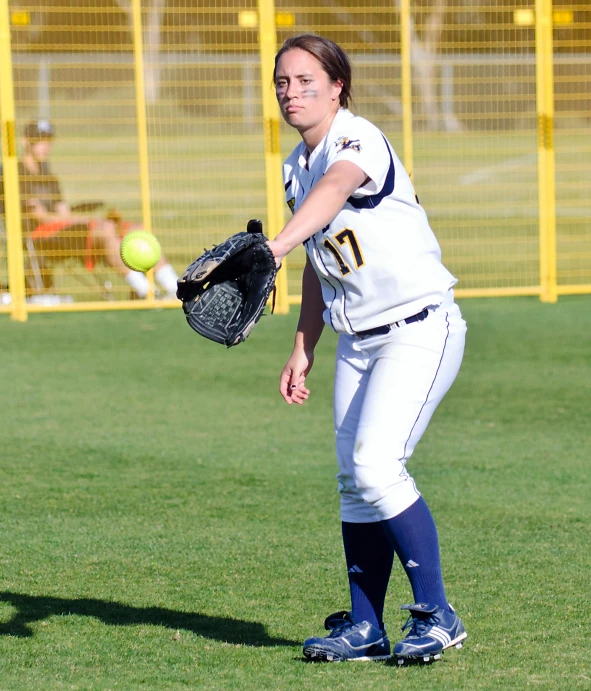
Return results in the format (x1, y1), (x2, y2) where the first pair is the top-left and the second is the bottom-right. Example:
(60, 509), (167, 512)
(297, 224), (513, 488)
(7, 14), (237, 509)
(283, 108), (457, 334)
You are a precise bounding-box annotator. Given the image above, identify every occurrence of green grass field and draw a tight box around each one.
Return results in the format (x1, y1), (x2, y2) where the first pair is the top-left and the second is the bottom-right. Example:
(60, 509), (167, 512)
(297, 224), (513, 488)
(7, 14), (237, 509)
(1, 296), (590, 690)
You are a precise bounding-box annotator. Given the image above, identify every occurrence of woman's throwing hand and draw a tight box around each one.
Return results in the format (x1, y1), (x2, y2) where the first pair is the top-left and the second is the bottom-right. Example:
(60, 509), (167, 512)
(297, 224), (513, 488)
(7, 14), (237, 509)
(279, 348), (314, 405)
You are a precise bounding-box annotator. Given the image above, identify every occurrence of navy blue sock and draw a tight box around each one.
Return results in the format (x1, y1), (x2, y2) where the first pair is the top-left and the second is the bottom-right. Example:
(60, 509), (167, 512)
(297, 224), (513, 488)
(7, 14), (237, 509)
(342, 521), (395, 629)
(382, 496), (449, 610)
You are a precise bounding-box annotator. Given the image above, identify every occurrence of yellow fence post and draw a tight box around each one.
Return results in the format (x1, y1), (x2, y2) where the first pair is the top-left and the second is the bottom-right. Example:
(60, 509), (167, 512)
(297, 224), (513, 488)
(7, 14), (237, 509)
(535, 0), (557, 303)
(0, 0), (27, 321)
(257, 0), (289, 314)
(399, 0), (414, 180)
(131, 0), (155, 301)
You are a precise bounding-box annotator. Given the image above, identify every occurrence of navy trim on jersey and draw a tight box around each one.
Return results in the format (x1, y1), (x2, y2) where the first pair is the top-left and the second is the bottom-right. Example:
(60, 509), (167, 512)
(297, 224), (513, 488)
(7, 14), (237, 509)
(346, 135), (395, 210)
(313, 236), (355, 334)
(285, 179), (292, 191)
(311, 236), (339, 333)
(340, 281), (355, 334)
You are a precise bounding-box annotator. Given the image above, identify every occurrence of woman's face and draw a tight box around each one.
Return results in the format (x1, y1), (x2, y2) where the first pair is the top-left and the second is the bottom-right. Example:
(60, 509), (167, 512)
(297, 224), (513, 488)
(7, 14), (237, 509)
(30, 138), (52, 162)
(275, 48), (342, 133)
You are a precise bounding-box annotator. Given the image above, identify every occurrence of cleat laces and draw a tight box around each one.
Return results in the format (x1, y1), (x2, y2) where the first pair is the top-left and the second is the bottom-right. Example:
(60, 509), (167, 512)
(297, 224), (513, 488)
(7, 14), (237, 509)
(327, 620), (356, 638)
(401, 611), (438, 638)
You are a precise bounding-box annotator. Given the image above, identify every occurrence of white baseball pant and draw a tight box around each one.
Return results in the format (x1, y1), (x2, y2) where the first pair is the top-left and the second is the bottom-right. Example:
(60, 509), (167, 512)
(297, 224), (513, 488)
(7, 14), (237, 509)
(333, 290), (467, 523)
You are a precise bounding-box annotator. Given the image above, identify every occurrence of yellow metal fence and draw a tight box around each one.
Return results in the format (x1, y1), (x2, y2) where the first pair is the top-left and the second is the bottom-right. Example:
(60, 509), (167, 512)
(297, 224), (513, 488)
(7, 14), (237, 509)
(1, 1), (590, 322)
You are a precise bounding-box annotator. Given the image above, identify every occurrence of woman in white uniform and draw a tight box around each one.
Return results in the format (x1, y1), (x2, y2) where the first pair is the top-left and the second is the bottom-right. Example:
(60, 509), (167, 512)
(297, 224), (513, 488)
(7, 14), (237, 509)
(267, 34), (468, 665)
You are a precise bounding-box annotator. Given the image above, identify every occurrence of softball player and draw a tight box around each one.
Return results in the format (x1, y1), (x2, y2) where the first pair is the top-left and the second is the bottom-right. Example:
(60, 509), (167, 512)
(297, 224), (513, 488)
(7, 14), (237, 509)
(267, 35), (468, 664)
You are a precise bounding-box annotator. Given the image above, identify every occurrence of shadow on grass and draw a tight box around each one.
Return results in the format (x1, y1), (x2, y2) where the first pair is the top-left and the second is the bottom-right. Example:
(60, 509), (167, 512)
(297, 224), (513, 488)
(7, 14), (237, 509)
(0, 591), (298, 647)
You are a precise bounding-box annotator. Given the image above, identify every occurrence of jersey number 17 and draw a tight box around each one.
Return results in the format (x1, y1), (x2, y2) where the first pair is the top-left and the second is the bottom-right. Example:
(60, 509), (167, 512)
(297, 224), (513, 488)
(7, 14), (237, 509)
(323, 228), (365, 276)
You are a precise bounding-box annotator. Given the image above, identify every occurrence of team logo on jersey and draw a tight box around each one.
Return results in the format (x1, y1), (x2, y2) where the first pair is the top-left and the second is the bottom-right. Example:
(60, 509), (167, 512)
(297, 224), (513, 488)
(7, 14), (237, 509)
(287, 197), (295, 213)
(336, 136), (361, 153)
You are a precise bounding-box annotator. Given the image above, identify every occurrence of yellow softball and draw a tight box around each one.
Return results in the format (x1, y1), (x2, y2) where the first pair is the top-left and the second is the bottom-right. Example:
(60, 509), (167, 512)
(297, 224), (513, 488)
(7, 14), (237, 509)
(120, 231), (161, 273)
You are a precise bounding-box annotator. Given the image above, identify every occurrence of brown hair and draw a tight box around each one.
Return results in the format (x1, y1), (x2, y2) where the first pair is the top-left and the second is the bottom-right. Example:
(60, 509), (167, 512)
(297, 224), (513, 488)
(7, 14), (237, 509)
(274, 34), (352, 109)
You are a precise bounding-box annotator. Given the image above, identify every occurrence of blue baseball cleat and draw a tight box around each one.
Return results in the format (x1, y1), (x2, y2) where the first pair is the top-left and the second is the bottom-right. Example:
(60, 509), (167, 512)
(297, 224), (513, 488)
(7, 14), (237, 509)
(393, 603), (467, 665)
(303, 611), (391, 662)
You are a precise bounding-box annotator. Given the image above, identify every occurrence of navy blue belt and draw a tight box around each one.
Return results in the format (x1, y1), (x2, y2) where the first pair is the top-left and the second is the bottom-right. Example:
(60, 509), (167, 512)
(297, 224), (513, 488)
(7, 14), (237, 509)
(356, 307), (429, 338)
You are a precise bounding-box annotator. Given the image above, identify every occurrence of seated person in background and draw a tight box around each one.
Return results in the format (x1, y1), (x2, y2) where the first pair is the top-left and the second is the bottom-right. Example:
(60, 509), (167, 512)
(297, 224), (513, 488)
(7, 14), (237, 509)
(19, 119), (178, 299)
